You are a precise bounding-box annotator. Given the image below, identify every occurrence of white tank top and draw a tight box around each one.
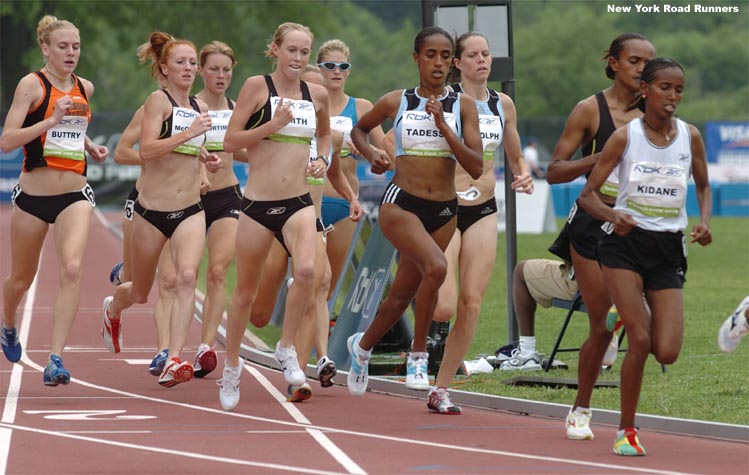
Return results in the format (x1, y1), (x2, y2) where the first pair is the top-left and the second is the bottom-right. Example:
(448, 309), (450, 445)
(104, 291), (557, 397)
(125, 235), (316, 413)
(615, 118), (692, 232)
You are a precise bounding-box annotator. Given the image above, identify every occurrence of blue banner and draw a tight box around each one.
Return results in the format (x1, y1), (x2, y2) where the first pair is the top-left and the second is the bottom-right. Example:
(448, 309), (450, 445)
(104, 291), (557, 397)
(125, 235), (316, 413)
(705, 121), (749, 165)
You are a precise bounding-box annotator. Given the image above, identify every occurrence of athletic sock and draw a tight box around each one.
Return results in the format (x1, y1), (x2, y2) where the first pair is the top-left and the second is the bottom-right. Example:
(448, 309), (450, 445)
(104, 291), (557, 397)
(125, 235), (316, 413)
(519, 336), (536, 356)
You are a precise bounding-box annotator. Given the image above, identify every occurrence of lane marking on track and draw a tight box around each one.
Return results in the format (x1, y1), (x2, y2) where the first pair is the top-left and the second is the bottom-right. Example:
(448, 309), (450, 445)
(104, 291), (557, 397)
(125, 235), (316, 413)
(246, 430), (313, 434)
(16, 354), (697, 475)
(62, 431), (152, 434)
(0, 252), (39, 475)
(247, 365), (367, 475)
(0, 421), (344, 474)
(23, 410), (156, 421)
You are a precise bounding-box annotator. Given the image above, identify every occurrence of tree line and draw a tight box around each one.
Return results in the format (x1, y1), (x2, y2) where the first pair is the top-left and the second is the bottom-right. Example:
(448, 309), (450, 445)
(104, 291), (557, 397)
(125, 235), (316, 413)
(1, 0), (747, 124)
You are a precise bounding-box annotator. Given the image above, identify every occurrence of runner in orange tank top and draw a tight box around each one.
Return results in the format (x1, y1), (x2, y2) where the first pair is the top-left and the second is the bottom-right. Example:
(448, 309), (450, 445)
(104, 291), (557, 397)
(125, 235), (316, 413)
(0, 15), (108, 385)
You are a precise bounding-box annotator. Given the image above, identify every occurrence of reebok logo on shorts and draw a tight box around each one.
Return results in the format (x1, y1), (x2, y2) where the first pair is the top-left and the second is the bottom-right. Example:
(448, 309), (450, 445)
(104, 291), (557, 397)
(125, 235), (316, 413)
(267, 207), (286, 215)
(167, 211), (184, 220)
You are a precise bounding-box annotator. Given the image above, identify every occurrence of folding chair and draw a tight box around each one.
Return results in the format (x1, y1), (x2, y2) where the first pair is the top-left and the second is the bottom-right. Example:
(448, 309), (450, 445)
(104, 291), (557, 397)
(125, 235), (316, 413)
(544, 291), (587, 371)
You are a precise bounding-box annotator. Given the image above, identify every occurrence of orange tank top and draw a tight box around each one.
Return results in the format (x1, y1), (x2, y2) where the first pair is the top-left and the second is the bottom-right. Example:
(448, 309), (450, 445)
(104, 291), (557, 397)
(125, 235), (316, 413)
(22, 71), (92, 176)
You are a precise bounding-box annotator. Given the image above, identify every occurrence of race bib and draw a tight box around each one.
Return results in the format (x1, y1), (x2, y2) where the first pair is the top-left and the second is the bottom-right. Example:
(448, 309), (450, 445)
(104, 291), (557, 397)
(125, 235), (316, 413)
(626, 161), (688, 218)
(172, 107), (205, 156)
(43, 115), (88, 160)
(204, 109), (232, 151)
(478, 114), (502, 161)
(330, 115), (354, 157)
(269, 97), (316, 144)
(401, 111), (457, 158)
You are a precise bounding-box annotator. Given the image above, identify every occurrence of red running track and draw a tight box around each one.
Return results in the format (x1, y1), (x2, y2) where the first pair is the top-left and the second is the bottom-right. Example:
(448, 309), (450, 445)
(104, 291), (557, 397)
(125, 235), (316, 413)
(1, 204), (747, 474)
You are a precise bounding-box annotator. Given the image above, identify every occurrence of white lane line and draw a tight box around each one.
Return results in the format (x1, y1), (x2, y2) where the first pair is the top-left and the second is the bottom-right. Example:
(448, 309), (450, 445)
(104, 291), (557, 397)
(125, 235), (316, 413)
(0, 422), (343, 475)
(247, 366), (367, 475)
(246, 430), (311, 434)
(16, 355), (695, 475)
(0, 252), (39, 475)
(246, 365), (311, 423)
(62, 431), (152, 434)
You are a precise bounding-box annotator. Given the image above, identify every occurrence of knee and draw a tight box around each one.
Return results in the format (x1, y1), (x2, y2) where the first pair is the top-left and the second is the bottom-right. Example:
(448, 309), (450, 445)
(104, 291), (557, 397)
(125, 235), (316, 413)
(292, 262), (315, 286)
(131, 290), (149, 305)
(60, 259), (83, 285)
(5, 275), (33, 296)
(157, 271), (177, 296)
(175, 268), (197, 290)
(250, 311), (271, 328)
(206, 264), (228, 288)
(625, 329), (651, 356)
(653, 343), (680, 365)
(422, 259), (448, 289)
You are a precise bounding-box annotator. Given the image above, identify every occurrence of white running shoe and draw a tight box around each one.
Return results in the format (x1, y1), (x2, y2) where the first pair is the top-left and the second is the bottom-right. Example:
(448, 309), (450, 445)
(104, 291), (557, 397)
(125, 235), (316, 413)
(218, 363), (242, 411)
(718, 296), (749, 353)
(405, 352), (430, 390)
(274, 342), (306, 386)
(602, 333), (619, 366)
(499, 349), (542, 371)
(346, 332), (370, 396)
(566, 407), (595, 440)
(101, 296), (122, 353)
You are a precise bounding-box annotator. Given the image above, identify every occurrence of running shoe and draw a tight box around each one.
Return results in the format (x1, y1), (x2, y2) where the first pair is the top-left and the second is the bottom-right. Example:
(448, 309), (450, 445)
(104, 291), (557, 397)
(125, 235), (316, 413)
(499, 349), (542, 371)
(405, 352), (430, 390)
(101, 296), (122, 353)
(194, 343), (217, 378)
(158, 357), (194, 388)
(43, 355), (70, 387)
(148, 349), (169, 376)
(565, 407), (595, 440)
(274, 342), (305, 386)
(613, 427), (646, 456)
(1, 324), (22, 363)
(718, 296), (749, 353)
(346, 332), (370, 396)
(316, 356), (337, 388)
(109, 262), (124, 286)
(286, 382), (312, 402)
(218, 363), (242, 411)
(427, 387), (461, 414)
(606, 305), (622, 332)
(602, 333), (619, 367)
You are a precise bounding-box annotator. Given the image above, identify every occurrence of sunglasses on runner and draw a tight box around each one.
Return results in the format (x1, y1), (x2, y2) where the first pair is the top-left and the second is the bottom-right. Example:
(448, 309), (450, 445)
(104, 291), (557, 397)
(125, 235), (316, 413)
(318, 61), (352, 72)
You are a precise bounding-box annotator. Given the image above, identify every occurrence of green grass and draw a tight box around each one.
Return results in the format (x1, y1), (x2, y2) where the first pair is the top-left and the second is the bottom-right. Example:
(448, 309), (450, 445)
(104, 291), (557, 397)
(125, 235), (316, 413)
(199, 217), (749, 425)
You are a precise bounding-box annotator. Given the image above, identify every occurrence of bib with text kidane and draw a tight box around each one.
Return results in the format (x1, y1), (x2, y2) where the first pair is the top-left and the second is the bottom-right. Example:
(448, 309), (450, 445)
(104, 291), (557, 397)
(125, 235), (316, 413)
(172, 107), (206, 156)
(330, 115), (353, 157)
(205, 109), (233, 151)
(43, 102), (89, 161)
(394, 88), (462, 159)
(615, 117), (692, 232)
(269, 97), (316, 144)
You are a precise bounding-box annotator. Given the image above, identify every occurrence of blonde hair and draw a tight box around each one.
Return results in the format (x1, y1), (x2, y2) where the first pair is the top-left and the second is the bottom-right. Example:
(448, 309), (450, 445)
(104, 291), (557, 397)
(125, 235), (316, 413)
(264, 22), (313, 58)
(199, 40), (237, 68)
(316, 39), (350, 64)
(137, 32), (196, 80)
(36, 15), (78, 49)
